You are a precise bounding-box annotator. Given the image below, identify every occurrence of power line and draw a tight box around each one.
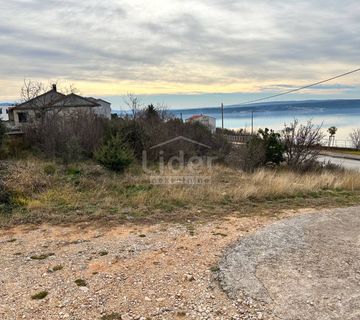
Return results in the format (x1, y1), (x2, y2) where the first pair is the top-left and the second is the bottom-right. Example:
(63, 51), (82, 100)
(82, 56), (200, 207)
(237, 67), (360, 106)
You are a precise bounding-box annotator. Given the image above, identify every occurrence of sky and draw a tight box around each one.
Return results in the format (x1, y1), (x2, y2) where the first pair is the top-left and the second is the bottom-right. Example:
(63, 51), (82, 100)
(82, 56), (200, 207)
(1, 0), (360, 109)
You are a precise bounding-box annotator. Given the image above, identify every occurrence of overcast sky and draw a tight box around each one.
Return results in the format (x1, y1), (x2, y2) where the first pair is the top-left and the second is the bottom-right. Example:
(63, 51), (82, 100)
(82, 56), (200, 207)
(1, 0), (360, 108)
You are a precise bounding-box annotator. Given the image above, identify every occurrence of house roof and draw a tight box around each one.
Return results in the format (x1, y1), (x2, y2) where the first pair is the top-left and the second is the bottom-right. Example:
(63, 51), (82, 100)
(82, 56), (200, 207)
(187, 114), (216, 121)
(52, 93), (100, 108)
(86, 97), (111, 105)
(12, 90), (100, 110)
(187, 114), (203, 121)
(15, 88), (66, 110)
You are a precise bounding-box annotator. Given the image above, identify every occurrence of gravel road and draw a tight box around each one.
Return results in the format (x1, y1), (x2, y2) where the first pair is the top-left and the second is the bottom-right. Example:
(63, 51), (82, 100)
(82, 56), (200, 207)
(0, 212), (286, 320)
(219, 206), (360, 320)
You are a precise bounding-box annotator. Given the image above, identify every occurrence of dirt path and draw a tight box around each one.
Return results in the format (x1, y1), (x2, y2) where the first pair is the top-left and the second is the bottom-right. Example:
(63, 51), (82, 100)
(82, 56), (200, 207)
(220, 206), (360, 320)
(0, 209), (304, 320)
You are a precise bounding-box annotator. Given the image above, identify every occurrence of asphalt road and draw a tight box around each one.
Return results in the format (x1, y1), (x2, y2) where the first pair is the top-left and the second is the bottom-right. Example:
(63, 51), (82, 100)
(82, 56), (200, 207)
(220, 207), (360, 320)
(320, 155), (360, 171)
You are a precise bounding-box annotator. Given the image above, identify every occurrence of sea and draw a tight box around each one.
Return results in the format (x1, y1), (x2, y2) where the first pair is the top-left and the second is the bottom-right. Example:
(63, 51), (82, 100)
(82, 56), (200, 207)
(171, 99), (360, 145)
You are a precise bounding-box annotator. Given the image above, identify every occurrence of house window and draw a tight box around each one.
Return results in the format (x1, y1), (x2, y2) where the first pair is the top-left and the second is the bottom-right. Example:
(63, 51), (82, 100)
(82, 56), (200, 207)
(18, 112), (28, 123)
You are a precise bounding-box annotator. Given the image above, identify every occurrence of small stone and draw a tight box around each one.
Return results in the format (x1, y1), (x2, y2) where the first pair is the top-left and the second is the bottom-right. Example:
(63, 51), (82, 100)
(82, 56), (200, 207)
(184, 274), (195, 282)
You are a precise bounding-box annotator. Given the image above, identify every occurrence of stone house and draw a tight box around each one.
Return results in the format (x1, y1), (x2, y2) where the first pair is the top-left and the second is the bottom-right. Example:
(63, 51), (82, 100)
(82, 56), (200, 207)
(8, 84), (111, 128)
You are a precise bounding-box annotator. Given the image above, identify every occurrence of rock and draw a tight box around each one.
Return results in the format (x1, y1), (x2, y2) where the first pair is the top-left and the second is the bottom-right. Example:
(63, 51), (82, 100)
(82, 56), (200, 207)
(184, 274), (195, 282)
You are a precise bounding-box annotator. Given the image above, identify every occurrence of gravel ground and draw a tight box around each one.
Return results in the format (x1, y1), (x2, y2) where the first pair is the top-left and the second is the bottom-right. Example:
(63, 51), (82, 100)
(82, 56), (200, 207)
(0, 210), (301, 320)
(219, 206), (360, 320)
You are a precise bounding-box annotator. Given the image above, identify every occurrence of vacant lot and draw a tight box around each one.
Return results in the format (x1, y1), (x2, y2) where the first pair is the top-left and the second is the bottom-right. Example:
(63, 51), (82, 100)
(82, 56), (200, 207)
(1, 158), (360, 227)
(0, 207), (309, 320)
(1, 158), (360, 319)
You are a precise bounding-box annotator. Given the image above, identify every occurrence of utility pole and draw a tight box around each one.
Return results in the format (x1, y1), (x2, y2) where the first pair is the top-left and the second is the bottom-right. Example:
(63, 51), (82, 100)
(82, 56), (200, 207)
(221, 103), (224, 132)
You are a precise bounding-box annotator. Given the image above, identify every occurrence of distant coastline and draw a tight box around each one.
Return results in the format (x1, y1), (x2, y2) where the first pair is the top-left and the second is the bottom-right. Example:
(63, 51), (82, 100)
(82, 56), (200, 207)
(112, 99), (360, 141)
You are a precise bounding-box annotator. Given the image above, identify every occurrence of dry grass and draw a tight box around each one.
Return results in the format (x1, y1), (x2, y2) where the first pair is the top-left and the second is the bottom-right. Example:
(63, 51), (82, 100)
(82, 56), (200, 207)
(1, 158), (360, 226)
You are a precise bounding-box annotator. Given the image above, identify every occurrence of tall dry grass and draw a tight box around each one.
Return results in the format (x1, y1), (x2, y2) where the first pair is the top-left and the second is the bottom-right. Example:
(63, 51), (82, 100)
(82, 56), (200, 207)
(2, 158), (360, 224)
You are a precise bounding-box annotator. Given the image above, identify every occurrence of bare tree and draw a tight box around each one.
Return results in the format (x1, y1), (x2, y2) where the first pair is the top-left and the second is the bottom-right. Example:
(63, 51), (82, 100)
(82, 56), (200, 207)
(124, 93), (142, 120)
(282, 119), (325, 167)
(20, 79), (78, 124)
(349, 129), (360, 150)
(20, 80), (47, 103)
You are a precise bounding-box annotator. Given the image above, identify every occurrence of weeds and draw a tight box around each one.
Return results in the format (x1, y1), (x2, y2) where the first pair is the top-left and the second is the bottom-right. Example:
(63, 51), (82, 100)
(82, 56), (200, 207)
(2, 158), (360, 226)
(210, 265), (220, 272)
(30, 253), (55, 260)
(75, 279), (87, 287)
(100, 313), (121, 320)
(212, 232), (228, 237)
(31, 291), (48, 300)
(48, 265), (63, 272)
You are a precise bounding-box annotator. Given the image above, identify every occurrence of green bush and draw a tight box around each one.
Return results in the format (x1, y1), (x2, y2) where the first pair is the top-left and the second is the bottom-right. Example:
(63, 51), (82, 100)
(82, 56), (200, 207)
(243, 137), (266, 171)
(258, 128), (285, 164)
(95, 134), (134, 172)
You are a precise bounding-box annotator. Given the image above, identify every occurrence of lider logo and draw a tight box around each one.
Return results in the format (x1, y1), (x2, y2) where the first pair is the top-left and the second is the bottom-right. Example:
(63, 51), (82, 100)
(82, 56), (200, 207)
(142, 136), (216, 185)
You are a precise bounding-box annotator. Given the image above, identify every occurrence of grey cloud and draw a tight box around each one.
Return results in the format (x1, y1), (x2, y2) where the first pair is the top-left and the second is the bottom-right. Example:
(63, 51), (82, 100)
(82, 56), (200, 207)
(1, 0), (360, 90)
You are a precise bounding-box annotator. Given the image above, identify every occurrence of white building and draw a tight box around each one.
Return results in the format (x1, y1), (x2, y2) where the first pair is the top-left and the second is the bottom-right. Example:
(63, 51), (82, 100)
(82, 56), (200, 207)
(0, 105), (11, 121)
(186, 114), (217, 133)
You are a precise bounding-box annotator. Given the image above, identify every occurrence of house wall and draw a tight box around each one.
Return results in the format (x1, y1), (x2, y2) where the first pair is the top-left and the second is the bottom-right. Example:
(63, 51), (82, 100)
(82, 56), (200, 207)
(93, 100), (111, 119)
(192, 116), (217, 133)
(13, 107), (94, 128)
(13, 109), (36, 127)
(0, 106), (9, 121)
(12, 106), (109, 128)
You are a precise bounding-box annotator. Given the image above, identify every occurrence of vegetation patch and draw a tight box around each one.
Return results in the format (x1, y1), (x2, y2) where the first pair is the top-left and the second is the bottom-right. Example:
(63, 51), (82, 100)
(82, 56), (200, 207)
(48, 265), (63, 272)
(100, 313), (121, 320)
(30, 253), (55, 260)
(75, 279), (87, 287)
(210, 265), (220, 272)
(44, 164), (56, 175)
(212, 232), (228, 237)
(1, 158), (360, 227)
(31, 291), (48, 300)
(66, 167), (82, 176)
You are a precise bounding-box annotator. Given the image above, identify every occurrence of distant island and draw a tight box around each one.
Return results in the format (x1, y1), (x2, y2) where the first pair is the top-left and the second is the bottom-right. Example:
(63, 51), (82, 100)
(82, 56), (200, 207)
(173, 99), (360, 115)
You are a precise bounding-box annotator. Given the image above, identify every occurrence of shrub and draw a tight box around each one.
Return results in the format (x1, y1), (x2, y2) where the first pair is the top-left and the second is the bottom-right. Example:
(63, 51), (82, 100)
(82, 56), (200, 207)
(349, 129), (360, 150)
(258, 128), (285, 164)
(23, 110), (105, 162)
(104, 104), (231, 164)
(95, 134), (134, 172)
(0, 120), (6, 149)
(281, 119), (325, 169)
(243, 136), (267, 171)
(0, 182), (12, 208)
(31, 291), (48, 300)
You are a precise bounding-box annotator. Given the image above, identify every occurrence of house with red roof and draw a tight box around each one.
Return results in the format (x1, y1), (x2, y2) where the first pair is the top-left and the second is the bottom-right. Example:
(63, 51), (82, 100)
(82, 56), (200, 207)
(186, 114), (216, 133)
